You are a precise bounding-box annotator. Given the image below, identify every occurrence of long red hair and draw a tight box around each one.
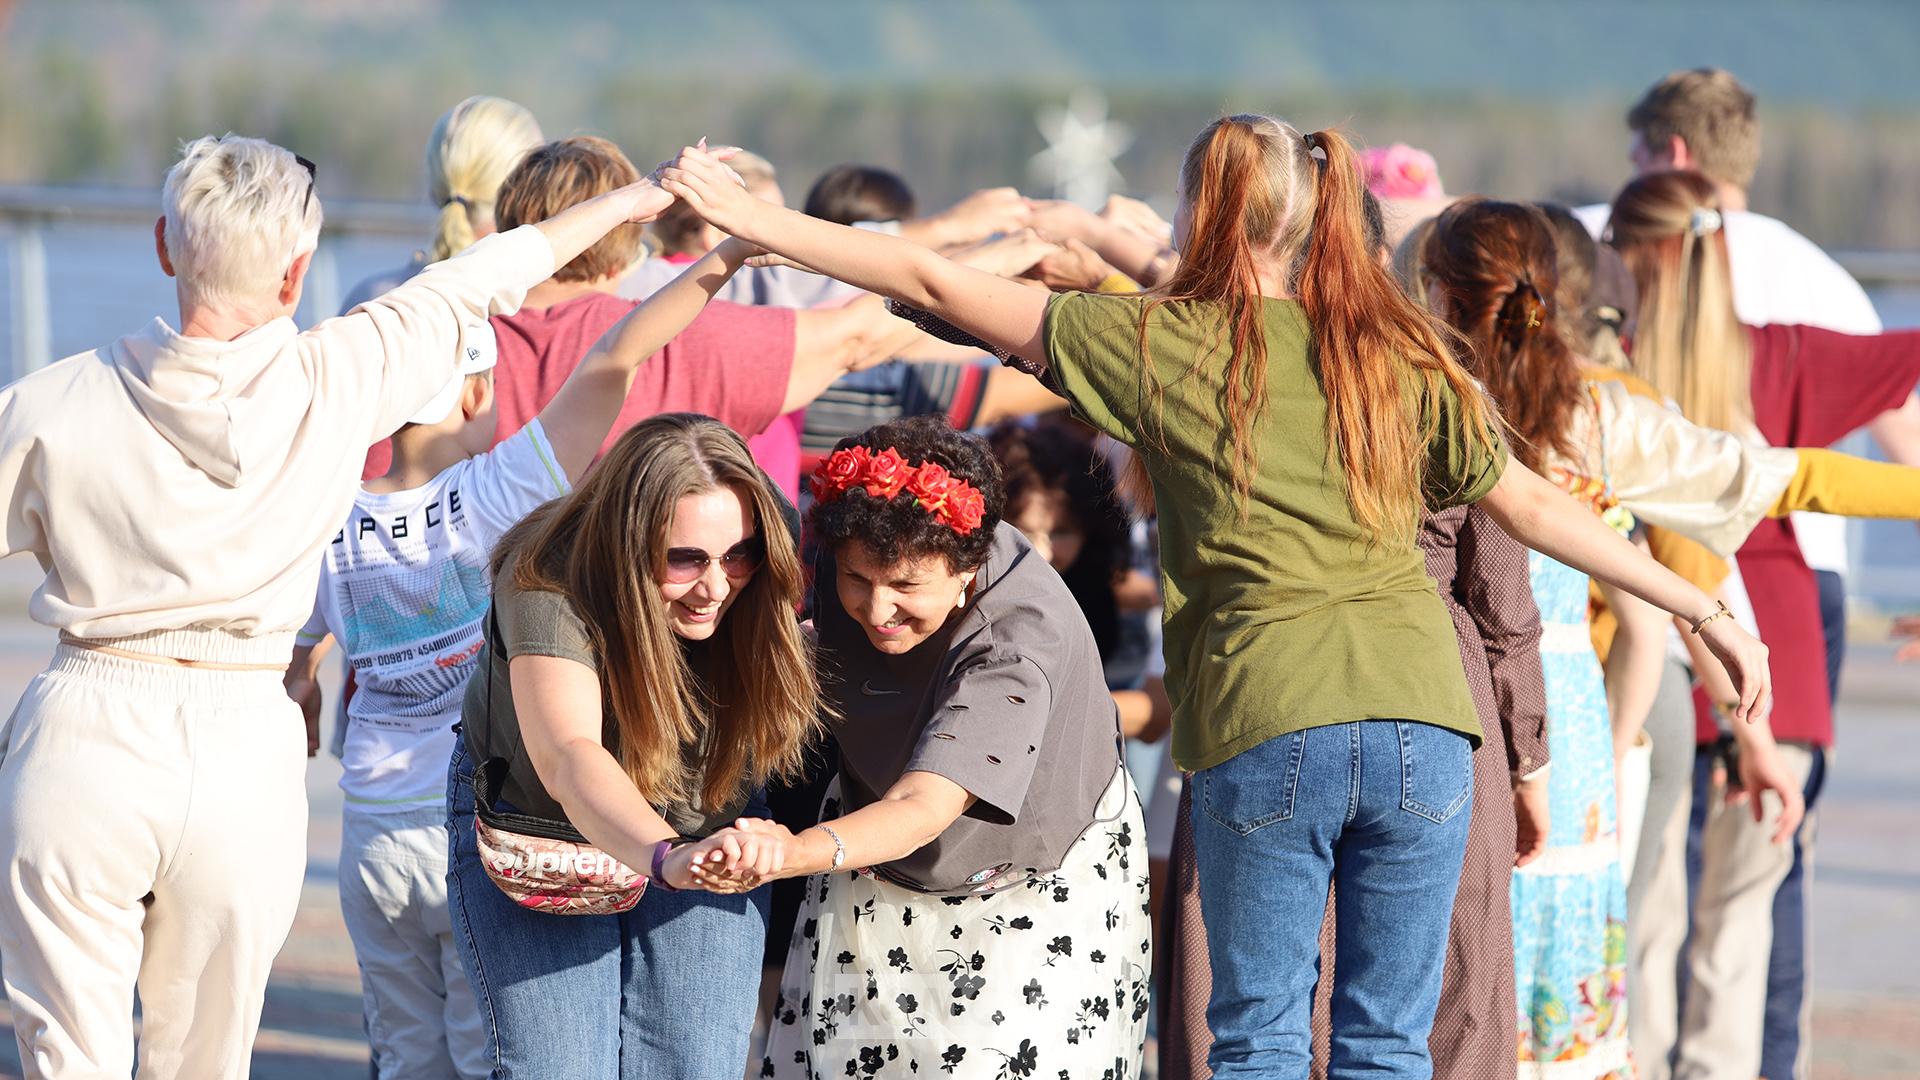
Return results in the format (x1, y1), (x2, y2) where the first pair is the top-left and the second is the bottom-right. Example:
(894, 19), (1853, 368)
(1142, 115), (1496, 542)
(1419, 199), (1584, 471)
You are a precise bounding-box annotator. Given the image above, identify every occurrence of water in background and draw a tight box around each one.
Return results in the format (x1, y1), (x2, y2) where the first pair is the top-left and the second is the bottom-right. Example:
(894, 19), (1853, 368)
(5, 220), (1920, 606)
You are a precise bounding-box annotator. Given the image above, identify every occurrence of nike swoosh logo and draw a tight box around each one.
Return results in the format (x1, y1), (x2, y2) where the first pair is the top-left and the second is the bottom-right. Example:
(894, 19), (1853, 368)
(860, 680), (902, 696)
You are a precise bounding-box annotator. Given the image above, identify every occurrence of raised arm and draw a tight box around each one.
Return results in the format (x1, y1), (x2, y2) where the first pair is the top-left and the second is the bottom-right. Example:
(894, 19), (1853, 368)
(538, 237), (752, 480)
(1475, 457), (1771, 724)
(661, 147), (1052, 366)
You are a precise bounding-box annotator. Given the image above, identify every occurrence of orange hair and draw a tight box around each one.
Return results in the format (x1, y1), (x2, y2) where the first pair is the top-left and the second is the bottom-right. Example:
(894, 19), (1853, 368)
(1142, 115), (1497, 542)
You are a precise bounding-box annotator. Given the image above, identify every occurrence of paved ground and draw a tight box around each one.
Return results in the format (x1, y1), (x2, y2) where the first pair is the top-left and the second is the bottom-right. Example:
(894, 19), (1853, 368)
(0, 556), (1914, 1078)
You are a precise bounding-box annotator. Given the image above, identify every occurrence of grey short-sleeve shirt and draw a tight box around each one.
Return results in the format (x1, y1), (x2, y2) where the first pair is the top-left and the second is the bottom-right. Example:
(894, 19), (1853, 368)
(460, 570), (749, 838)
(818, 522), (1124, 893)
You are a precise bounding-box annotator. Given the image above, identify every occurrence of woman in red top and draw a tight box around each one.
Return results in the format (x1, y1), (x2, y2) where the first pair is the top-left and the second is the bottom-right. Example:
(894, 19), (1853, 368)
(1609, 168), (1920, 1078)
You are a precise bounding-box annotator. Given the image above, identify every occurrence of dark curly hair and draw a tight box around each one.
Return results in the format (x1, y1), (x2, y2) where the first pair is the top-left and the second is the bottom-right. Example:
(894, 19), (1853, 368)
(808, 415), (1005, 573)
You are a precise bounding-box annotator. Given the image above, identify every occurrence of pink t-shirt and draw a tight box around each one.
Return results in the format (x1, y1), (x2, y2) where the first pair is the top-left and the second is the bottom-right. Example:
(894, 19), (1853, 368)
(364, 292), (795, 478)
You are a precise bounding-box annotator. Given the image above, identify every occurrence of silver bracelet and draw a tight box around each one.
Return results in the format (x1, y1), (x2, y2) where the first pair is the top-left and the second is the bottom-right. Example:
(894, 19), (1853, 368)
(818, 824), (847, 871)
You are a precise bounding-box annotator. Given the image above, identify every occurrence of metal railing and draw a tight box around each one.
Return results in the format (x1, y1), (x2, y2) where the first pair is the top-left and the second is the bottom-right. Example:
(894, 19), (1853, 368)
(8, 181), (1920, 372)
(3, 182), (1919, 603)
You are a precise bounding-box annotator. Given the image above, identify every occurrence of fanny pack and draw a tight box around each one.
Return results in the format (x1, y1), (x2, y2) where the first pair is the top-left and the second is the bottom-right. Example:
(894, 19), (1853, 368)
(471, 755), (649, 916)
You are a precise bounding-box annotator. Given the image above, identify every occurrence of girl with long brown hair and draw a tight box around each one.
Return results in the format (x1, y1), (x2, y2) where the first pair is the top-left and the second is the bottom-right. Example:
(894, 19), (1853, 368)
(655, 121), (1770, 1079)
(444, 412), (819, 1079)
(1608, 170), (1920, 1079)
(1419, 197), (1920, 1078)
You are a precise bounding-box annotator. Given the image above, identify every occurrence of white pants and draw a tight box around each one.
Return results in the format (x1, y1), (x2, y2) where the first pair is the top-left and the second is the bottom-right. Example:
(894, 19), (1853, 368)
(0, 646), (308, 1079)
(339, 806), (486, 1080)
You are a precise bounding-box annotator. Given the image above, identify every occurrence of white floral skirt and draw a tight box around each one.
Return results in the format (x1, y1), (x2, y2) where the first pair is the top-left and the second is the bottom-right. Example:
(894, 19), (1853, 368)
(759, 766), (1151, 1079)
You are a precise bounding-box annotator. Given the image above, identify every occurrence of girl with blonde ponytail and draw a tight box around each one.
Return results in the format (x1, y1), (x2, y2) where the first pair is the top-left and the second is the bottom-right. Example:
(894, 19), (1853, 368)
(340, 96), (544, 311)
(651, 124), (1772, 1078)
(428, 95), (546, 262)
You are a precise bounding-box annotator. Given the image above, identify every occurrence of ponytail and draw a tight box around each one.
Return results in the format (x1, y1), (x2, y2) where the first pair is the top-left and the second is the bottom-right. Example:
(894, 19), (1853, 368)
(1298, 129), (1499, 543)
(430, 196), (478, 264)
(424, 95), (544, 264)
(1419, 199), (1583, 472)
(1137, 117), (1278, 507)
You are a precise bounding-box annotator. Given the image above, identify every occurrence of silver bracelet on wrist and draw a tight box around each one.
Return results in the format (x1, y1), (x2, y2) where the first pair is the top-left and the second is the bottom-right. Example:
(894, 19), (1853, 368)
(819, 824), (847, 871)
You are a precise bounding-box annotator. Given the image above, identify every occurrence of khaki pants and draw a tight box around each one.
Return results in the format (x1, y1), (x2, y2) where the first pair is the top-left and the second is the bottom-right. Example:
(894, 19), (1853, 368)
(1674, 743), (1816, 1080)
(0, 647), (308, 1079)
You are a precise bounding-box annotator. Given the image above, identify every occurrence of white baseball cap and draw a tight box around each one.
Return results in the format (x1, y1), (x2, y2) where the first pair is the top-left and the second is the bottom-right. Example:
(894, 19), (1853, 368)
(407, 321), (499, 426)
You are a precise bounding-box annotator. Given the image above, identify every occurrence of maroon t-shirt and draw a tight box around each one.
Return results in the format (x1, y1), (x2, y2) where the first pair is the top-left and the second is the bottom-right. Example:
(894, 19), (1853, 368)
(364, 292), (795, 477)
(1700, 324), (1920, 747)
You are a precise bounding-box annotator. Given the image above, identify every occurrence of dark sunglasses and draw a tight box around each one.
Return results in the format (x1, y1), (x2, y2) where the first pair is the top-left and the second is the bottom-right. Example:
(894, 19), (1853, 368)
(663, 535), (765, 584)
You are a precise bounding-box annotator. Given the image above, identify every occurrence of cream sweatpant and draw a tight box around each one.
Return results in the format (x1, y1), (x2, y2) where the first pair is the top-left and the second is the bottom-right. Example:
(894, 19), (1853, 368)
(0, 646), (308, 1079)
(339, 805), (487, 1080)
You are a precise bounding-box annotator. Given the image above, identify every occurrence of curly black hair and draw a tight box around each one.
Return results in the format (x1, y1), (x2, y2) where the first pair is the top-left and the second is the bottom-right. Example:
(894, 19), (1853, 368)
(807, 415), (1005, 573)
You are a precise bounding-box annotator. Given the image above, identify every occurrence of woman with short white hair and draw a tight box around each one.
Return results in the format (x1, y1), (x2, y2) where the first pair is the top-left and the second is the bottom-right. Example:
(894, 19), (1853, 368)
(0, 131), (679, 1079)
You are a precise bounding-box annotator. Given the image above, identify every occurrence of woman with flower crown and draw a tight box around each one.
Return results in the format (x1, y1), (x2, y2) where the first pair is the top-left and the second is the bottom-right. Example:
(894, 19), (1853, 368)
(680, 414), (1148, 1078)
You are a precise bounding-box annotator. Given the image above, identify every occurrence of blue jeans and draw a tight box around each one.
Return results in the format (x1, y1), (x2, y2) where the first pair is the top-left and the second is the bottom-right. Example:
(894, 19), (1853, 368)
(1192, 720), (1474, 1079)
(443, 740), (770, 1079)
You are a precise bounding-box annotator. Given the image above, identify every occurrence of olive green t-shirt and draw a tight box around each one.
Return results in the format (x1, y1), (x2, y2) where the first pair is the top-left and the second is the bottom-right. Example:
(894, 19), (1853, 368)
(1043, 291), (1507, 771)
(460, 572), (748, 838)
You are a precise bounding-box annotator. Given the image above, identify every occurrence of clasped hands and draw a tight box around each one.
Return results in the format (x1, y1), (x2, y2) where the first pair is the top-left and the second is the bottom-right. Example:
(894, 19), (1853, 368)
(659, 817), (804, 895)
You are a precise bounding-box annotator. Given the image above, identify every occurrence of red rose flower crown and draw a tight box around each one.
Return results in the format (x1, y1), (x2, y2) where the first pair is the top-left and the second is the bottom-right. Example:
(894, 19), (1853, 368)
(810, 445), (989, 536)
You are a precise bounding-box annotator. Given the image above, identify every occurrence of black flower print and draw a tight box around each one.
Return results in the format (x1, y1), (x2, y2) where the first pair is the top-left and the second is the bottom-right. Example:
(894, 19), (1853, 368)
(761, 775), (1150, 1078)
(990, 1039), (1039, 1078)
(897, 993), (928, 1037)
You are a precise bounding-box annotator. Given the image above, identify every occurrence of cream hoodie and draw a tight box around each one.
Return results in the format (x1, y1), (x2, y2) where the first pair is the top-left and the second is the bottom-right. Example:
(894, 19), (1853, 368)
(0, 224), (556, 663)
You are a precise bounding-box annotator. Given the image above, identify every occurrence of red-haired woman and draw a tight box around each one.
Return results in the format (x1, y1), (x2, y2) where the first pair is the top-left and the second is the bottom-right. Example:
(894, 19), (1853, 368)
(655, 122), (1770, 1079)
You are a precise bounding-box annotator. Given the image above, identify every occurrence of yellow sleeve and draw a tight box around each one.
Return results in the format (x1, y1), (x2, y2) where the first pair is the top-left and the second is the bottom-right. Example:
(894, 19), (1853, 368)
(1771, 448), (1920, 519)
(1095, 272), (1142, 295)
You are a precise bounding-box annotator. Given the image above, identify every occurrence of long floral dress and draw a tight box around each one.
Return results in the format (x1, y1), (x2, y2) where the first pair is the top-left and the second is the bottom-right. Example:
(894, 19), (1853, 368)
(1510, 547), (1632, 1078)
(760, 768), (1151, 1079)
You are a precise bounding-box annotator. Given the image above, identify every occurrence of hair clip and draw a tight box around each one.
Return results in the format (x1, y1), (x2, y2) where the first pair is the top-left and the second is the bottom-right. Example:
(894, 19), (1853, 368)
(1689, 207), (1724, 237)
(1525, 311), (1542, 330)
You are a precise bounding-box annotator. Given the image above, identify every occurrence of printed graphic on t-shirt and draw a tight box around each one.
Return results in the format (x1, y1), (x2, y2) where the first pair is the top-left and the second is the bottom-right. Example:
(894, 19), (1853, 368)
(307, 421), (567, 809)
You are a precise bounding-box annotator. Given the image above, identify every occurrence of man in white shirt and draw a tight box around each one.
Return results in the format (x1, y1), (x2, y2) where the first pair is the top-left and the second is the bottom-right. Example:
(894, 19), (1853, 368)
(1579, 68), (1920, 1080)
